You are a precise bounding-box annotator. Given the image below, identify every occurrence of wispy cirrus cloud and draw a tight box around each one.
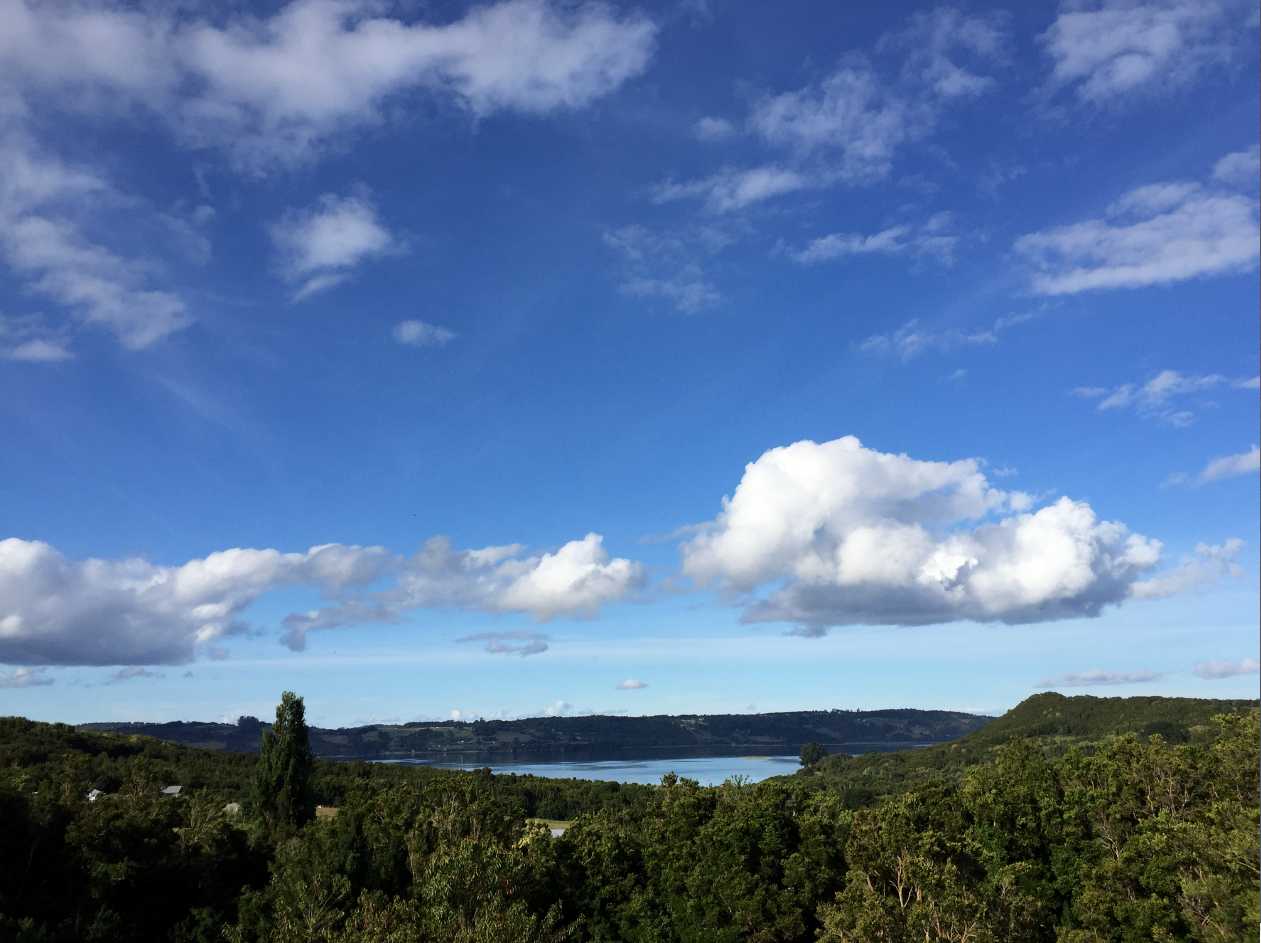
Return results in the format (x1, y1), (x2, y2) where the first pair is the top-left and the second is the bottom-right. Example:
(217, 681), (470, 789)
(1040, 0), (1248, 106)
(790, 211), (958, 266)
(1037, 668), (1162, 688)
(0, 314), (74, 363)
(456, 631), (550, 656)
(616, 678), (648, 689)
(1130, 540), (1244, 599)
(651, 166), (811, 214)
(619, 268), (721, 313)
(1193, 657), (1260, 680)
(880, 7), (1010, 99)
(651, 9), (1009, 213)
(1197, 445), (1261, 483)
(1072, 369), (1255, 427)
(1015, 156), (1259, 295)
(604, 223), (730, 313)
(393, 320), (456, 348)
(1167, 445), (1261, 486)
(693, 116), (735, 141)
(859, 312), (1032, 362)
(0, 134), (192, 351)
(1213, 146), (1260, 188)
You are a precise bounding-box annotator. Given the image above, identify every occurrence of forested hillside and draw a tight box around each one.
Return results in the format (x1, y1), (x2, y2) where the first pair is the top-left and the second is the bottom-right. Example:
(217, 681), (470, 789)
(80, 706), (990, 758)
(3, 693), (1256, 942)
(805, 691), (1255, 805)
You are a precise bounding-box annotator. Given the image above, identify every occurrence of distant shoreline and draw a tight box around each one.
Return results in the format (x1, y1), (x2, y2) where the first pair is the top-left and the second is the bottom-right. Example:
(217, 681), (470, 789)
(79, 706), (994, 758)
(344, 740), (943, 763)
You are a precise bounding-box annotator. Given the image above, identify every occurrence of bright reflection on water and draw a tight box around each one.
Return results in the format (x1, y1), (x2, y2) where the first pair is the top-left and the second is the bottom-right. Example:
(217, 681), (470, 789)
(377, 743), (931, 786)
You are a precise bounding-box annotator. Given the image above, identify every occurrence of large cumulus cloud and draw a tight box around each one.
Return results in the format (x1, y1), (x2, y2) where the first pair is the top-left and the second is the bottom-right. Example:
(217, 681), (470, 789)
(282, 533), (643, 651)
(682, 436), (1170, 633)
(0, 532), (642, 665)
(0, 539), (393, 666)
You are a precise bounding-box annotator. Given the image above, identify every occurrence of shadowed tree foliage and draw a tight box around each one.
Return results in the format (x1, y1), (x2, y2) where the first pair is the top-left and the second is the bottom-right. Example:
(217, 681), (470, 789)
(0, 695), (1255, 942)
(799, 742), (827, 768)
(255, 692), (315, 834)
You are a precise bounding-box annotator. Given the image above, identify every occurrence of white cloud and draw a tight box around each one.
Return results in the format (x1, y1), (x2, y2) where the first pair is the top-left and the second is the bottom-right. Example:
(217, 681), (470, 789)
(1072, 369), (1253, 426)
(651, 165), (810, 213)
(1016, 159), (1259, 294)
(616, 678), (647, 689)
(0, 538), (393, 666)
(791, 212), (958, 265)
(1193, 657), (1260, 679)
(107, 666), (164, 684)
(1131, 539), (1244, 598)
(393, 320), (456, 348)
(0, 315), (73, 362)
(694, 116), (735, 141)
(0, 666), (53, 688)
(456, 631), (549, 656)
(1038, 668), (1161, 687)
(858, 312), (1031, 362)
(544, 699), (573, 717)
(1197, 445), (1260, 483)
(978, 160), (1027, 198)
(5, 216), (191, 347)
(0, 0), (654, 343)
(0, 0), (657, 168)
(1213, 146), (1259, 188)
(604, 223), (729, 313)
(1, 530), (641, 665)
(681, 435), (1165, 633)
(881, 8), (1009, 99)
(651, 12), (1005, 213)
(748, 67), (920, 182)
(271, 192), (398, 300)
(494, 534), (643, 617)
(620, 268), (721, 313)
(283, 533), (644, 651)
(1040, 0), (1243, 105)
(0, 134), (192, 350)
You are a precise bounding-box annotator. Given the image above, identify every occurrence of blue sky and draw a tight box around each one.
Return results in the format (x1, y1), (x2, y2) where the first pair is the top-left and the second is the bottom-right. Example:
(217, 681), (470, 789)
(1, 0), (1257, 726)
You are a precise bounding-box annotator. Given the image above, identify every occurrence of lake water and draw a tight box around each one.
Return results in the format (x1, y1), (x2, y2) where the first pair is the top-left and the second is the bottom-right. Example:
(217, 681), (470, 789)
(376, 742), (933, 786)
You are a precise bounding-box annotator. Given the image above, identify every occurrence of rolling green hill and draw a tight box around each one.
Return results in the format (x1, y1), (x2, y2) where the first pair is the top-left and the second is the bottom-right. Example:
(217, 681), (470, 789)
(804, 691), (1257, 803)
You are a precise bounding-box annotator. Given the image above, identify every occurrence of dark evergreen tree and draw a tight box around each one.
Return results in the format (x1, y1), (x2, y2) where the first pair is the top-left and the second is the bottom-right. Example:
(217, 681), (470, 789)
(255, 691), (315, 834)
(799, 742), (827, 767)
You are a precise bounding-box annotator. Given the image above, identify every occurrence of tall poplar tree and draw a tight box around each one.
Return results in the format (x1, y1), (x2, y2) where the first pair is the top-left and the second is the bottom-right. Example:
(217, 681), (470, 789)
(254, 690), (315, 832)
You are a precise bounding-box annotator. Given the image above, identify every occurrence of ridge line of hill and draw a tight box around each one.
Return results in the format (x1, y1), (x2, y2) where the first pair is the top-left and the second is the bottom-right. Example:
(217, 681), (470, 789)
(79, 706), (993, 758)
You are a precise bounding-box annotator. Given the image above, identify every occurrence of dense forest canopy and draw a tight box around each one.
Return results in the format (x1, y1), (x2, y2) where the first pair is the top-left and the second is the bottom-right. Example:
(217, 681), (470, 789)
(2, 692), (1256, 942)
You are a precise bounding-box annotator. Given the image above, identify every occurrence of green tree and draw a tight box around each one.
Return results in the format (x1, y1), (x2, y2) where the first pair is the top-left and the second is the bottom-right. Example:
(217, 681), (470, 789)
(799, 742), (827, 768)
(255, 691), (315, 834)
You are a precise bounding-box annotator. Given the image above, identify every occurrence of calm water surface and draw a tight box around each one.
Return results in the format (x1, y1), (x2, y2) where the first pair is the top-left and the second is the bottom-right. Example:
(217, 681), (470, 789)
(376, 743), (931, 786)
